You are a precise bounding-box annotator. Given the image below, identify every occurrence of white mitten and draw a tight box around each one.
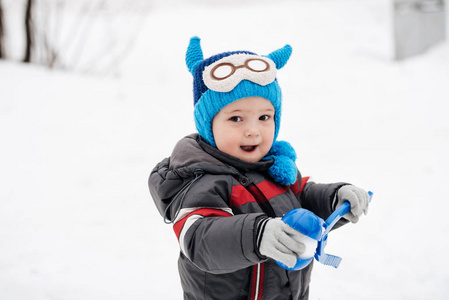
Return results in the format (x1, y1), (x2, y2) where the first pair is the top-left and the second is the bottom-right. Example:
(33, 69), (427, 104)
(257, 218), (306, 268)
(336, 185), (369, 223)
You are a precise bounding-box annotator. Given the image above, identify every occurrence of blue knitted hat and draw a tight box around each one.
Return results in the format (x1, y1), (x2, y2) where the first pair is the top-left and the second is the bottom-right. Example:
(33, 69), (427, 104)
(186, 37), (298, 185)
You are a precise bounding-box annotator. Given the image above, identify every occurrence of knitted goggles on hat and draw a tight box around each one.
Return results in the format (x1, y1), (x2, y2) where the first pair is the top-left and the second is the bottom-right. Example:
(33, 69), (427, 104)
(186, 37), (297, 185)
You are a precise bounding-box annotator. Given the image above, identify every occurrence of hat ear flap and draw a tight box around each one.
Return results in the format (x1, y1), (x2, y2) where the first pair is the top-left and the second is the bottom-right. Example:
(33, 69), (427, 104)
(186, 36), (204, 74)
(266, 44), (292, 70)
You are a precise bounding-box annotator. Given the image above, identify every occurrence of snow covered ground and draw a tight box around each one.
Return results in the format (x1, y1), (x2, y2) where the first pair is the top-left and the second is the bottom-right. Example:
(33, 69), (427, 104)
(1, 0), (449, 299)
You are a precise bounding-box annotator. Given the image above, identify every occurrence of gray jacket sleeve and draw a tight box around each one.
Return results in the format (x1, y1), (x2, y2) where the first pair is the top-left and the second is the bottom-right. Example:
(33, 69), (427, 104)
(300, 181), (350, 228)
(171, 174), (265, 274)
(184, 212), (264, 274)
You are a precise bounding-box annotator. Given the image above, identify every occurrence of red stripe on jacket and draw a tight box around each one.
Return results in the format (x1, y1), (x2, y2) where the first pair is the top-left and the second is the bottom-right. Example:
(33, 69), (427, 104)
(299, 176), (310, 194)
(289, 179), (300, 195)
(250, 263), (265, 300)
(230, 176), (310, 208)
(230, 185), (256, 207)
(230, 180), (289, 207)
(256, 180), (289, 202)
(289, 176), (310, 196)
(173, 208), (232, 239)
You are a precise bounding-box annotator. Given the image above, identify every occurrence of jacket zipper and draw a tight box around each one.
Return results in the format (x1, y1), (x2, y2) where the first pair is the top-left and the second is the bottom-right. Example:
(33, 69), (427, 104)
(250, 263), (264, 300)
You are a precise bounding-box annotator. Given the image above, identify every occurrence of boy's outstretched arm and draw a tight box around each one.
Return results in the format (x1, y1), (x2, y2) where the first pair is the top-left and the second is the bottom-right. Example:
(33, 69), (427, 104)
(299, 180), (350, 221)
(300, 180), (369, 225)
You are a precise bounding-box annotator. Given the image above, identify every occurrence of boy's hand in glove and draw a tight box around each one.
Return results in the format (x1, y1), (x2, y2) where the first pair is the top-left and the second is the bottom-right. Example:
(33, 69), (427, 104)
(336, 185), (369, 223)
(256, 217), (305, 268)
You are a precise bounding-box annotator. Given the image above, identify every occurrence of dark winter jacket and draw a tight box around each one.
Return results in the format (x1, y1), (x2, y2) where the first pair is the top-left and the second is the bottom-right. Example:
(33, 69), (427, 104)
(149, 134), (348, 300)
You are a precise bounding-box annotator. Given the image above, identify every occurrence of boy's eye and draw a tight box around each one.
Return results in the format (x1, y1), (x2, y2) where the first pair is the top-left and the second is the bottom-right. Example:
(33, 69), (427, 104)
(229, 116), (242, 122)
(259, 115), (271, 121)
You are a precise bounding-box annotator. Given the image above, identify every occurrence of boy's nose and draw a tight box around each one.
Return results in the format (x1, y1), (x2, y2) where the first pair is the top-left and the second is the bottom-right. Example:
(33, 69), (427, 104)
(244, 126), (260, 137)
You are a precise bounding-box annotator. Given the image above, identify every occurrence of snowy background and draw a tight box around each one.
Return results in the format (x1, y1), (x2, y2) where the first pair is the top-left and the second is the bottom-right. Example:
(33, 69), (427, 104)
(1, 0), (449, 299)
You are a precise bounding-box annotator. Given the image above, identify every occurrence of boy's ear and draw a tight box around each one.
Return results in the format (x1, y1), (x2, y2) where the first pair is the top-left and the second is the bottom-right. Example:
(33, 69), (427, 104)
(265, 45), (292, 70)
(186, 36), (204, 74)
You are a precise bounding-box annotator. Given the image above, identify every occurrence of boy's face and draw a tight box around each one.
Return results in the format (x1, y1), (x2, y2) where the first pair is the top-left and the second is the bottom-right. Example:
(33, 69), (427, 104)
(212, 96), (275, 163)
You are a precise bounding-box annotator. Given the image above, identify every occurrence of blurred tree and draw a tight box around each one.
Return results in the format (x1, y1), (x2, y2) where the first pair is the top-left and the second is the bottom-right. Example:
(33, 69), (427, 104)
(37, 0), (151, 75)
(23, 0), (34, 63)
(3, 0), (150, 75)
(0, 0), (4, 58)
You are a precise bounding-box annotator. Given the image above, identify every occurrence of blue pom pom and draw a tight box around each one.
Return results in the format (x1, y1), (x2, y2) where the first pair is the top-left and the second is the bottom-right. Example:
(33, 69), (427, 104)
(268, 155), (297, 185)
(265, 140), (298, 185)
(269, 141), (296, 161)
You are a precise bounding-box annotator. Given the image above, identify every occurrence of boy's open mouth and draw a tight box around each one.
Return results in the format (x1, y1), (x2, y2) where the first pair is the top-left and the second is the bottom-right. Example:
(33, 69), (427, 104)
(240, 145), (257, 152)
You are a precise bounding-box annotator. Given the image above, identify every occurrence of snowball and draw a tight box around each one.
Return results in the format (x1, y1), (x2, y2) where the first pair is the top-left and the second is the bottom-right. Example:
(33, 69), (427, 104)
(291, 232), (319, 259)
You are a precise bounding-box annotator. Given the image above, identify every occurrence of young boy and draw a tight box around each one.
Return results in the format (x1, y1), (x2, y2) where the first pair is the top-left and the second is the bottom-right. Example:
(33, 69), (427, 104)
(149, 37), (369, 300)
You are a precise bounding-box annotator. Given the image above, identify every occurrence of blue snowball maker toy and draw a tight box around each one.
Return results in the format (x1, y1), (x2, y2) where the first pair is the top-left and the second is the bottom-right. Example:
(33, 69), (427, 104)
(276, 191), (373, 271)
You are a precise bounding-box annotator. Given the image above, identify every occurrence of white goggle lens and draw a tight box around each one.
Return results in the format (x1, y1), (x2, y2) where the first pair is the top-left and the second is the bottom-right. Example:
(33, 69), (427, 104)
(246, 59), (269, 72)
(211, 64), (234, 80)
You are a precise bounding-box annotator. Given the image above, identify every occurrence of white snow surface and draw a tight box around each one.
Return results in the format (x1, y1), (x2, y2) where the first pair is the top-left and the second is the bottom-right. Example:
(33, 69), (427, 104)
(1, 1), (449, 299)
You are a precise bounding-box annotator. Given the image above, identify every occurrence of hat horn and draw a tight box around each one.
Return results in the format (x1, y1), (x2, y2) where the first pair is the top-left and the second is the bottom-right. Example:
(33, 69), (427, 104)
(186, 36), (204, 74)
(266, 44), (292, 70)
